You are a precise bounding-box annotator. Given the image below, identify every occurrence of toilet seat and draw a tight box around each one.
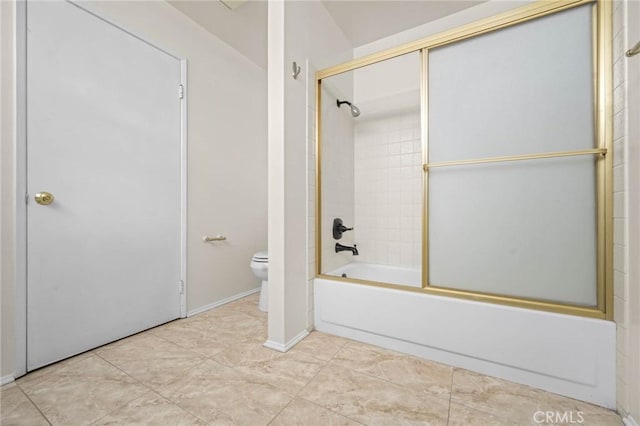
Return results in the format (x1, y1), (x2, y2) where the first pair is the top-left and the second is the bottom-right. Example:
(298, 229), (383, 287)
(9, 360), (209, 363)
(251, 251), (268, 263)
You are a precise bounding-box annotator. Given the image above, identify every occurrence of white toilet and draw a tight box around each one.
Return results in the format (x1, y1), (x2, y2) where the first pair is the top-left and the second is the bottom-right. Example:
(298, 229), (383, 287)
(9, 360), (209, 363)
(250, 251), (268, 312)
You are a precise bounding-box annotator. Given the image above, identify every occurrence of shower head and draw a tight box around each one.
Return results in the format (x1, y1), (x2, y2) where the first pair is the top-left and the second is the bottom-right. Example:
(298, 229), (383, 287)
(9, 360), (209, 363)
(336, 99), (360, 117)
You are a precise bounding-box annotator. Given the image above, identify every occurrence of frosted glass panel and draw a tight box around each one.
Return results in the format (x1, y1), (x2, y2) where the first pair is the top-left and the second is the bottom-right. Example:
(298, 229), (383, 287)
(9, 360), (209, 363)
(428, 4), (594, 163)
(426, 3), (598, 306)
(428, 156), (597, 306)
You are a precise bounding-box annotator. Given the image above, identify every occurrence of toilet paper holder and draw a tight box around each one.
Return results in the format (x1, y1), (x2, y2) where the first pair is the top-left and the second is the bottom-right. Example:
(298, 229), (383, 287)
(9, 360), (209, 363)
(203, 235), (227, 242)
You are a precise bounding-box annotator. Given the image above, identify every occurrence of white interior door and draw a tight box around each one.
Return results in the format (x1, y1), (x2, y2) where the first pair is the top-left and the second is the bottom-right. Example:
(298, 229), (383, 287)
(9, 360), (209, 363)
(26, 0), (183, 370)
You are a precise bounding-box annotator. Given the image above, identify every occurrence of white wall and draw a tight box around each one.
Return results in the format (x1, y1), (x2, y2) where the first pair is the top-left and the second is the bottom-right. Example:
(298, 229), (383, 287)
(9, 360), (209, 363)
(267, 0), (352, 349)
(1, 0), (267, 379)
(306, 61), (318, 330)
(1, 0), (17, 381)
(354, 52), (420, 103)
(168, 0), (267, 69)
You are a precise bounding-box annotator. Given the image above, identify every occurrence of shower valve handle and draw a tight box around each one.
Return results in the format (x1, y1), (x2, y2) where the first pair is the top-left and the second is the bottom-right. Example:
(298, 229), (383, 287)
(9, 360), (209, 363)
(333, 218), (354, 240)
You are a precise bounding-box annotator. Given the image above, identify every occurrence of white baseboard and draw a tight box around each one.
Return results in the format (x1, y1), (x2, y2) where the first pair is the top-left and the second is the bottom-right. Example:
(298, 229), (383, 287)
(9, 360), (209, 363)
(623, 415), (639, 426)
(186, 287), (260, 317)
(1, 375), (15, 386)
(263, 329), (310, 353)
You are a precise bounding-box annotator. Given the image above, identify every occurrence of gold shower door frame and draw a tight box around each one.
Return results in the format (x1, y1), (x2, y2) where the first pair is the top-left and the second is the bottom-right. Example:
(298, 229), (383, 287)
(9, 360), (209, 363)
(315, 0), (613, 320)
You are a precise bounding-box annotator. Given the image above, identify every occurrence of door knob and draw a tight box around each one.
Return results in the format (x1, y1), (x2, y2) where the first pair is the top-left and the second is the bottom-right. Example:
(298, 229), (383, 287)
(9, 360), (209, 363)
(34, 192), (55, 206)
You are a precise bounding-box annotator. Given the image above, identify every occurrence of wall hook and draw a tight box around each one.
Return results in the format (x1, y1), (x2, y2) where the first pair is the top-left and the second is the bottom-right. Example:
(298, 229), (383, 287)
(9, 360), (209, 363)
(626, 40), (640, 57)
(292, 61), (301, 80)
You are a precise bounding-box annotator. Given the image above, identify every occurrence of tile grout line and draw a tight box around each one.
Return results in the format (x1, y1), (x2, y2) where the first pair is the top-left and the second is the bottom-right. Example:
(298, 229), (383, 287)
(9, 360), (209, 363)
(7, 294), (621, 426)
(449, 368), (621, 425)
(86, 391), (151, 426)
(301, 339), (454, 424)
(324, 361), (454, 419)
(15, 351), (94, 387)
(253, 344), (315, 424)
(146, 325), (228, 357)
(446, 369), (618, 425)
(150, 382), (214, 426)
(148, 312), (263, 359)
(13, 383), (54, 426)
(266, 335), (350, 425)
(90, 351), (162, 416)
(297, 397), (368, 426)
(332, 341), (454, 406)
(448, 393), (536, 424)
(156, 296), (273, 424)
(265, 394), (297, 425)
(92, 348), (212, 424)
(447, 368), (455, 425)
(158, 296), (271, 424)
(446, 368), (522, 424)
(277, 338), (372, 425)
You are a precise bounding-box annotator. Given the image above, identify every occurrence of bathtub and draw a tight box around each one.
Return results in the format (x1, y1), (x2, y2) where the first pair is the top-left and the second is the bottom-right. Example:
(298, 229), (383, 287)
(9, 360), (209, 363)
(314, 262), (616, 408)
(328, 262), (421, 287)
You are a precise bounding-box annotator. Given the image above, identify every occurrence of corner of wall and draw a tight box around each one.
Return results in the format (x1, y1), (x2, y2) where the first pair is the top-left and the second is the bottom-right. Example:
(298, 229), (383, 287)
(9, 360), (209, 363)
(0, 0), (17, 379)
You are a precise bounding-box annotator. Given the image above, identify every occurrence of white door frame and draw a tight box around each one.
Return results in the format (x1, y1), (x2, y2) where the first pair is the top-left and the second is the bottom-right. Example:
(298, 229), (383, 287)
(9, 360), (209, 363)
(14, 0), (188, 377)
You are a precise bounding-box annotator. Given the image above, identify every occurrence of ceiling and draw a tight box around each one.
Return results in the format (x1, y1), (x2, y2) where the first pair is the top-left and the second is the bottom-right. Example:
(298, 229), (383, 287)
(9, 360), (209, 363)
(169, 0), (485, 69)
(169, 0), (268, 67)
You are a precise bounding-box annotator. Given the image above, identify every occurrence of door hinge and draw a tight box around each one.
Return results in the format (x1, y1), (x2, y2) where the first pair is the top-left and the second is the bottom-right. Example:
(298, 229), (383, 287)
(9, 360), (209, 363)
(179, 280), (185, 294)
(178, 84), (184, 100)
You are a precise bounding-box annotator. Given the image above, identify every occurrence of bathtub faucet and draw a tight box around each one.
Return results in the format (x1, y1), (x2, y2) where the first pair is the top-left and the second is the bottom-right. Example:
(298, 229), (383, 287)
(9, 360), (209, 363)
(335, 242), (359, 256)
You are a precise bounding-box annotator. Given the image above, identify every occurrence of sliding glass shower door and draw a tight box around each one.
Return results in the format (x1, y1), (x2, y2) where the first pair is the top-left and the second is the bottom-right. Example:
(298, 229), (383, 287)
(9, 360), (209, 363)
(425, 4), (601, 306)
(315, 0), (612, 318)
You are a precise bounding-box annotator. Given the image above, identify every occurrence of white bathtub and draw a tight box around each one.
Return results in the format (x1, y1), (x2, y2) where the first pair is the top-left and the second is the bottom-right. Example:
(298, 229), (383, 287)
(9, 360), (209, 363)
(328, 262), (421, 287)
(315, 262), (616, 408)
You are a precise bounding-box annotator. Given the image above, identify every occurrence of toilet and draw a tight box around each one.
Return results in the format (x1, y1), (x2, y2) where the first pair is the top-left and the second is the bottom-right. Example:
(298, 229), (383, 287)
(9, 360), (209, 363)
(250, 251), (268, 312)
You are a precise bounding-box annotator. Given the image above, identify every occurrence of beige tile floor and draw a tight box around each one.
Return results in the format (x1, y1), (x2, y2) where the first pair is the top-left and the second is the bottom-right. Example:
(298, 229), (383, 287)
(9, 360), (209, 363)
(1, 293), (622, 425)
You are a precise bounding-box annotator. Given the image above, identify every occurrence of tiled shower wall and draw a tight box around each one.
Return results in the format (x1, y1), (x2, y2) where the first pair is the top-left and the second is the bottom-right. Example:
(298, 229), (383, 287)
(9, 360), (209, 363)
(353, 91), (422, 269)
(612, 0), (631, 416)
(306, 65), (355, 329)
(320, 88), (356, 274)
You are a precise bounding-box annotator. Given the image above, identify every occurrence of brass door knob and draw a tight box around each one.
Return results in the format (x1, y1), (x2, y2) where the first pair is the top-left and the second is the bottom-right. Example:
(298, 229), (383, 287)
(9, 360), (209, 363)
(34, 192), (54, 206)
